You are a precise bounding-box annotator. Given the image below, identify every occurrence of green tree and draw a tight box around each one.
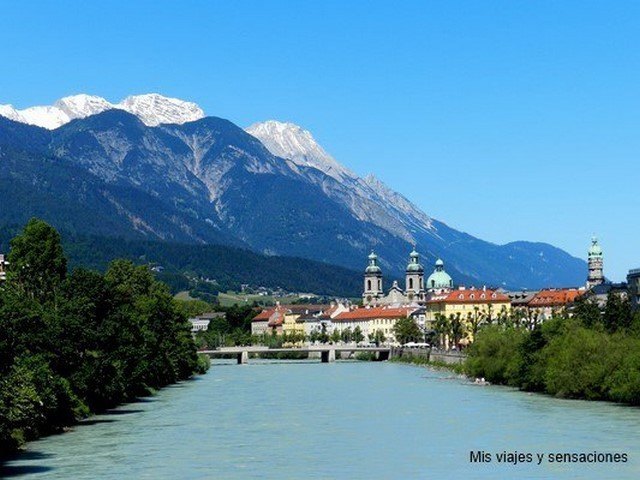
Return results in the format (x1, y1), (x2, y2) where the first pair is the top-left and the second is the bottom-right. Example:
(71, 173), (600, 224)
(604, 291), (633, 333)
(433, 313), (450, 349)
(449, 313), (464, 348)
(7, 218), (67, 303)
(370, 329), (386, 346)
(330, 328), (341, 344)
(573, 296), (602, 328)
(392, 317), (422, 345)
(341, 327), (353, 343)
(353, 326), (365, 344)
(0, 219), (205, 457)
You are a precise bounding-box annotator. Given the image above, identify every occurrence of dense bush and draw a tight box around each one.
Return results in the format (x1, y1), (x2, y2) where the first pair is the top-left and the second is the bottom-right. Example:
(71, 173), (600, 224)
(465, 326), (526, 385)
(0, 219), (203, 456)
(465, 295), (640, 405)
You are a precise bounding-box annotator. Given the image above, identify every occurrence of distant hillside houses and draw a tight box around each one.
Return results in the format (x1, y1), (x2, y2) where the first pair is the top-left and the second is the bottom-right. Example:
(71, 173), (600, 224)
(250, 238), (638, 347)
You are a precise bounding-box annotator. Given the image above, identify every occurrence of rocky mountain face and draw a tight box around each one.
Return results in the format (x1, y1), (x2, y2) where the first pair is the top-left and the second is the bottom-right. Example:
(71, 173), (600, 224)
(0, 96), (586, 289)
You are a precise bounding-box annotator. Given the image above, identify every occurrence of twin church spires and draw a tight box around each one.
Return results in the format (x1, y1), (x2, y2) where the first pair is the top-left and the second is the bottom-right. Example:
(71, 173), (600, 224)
(363, 248), (453, 306)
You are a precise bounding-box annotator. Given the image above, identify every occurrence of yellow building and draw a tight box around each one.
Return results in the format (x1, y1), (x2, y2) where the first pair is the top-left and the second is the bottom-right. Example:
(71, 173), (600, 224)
(282, 311), (305, 337)
(425, 287), (511, 347)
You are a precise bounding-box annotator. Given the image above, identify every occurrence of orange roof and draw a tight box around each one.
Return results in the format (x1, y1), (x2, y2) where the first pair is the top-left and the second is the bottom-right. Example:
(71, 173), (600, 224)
(528, 289), (583, 307)
(334, 306), (416, 321)
(252, 308), (275, 322)
(427, 288), (510, 304)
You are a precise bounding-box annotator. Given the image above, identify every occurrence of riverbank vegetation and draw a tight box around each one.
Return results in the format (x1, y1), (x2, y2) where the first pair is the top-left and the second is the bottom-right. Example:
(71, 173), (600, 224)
(465, 295), (640, 404)
(390, 354), (466, 374)
(0, 219), (206, 457)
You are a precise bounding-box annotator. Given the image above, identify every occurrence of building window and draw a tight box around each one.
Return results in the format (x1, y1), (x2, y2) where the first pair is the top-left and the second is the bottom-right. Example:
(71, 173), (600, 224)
(367, 279), (372, 291)
(409, 278), (414, 289)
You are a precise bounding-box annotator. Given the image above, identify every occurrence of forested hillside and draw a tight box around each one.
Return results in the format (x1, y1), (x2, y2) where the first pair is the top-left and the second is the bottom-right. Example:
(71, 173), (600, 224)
(0, 226), (362, 297)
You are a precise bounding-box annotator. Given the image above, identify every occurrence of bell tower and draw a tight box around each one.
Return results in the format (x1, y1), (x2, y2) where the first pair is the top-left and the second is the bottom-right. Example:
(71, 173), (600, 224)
(363, 251), (383, 305)
(405, 248), (425, 302)
(587, 236), (604, 288)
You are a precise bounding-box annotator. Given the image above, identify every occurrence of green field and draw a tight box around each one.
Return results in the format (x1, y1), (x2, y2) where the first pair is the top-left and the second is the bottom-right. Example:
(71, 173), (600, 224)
(174, 290), (302, 307)
(217, 291), (301, 307)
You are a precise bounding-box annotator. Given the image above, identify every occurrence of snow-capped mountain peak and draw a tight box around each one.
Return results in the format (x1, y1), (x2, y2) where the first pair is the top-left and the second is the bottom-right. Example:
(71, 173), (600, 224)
(55, 94), (114, 119)
(246, 120), (354, 182)
(0, 93), (206, 129)
(119, 94), (205, 127)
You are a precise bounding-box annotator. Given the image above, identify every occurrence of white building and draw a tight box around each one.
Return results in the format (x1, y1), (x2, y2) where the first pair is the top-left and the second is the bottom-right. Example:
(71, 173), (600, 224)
(189, 318), (210, 332)
(332, 306), (419, 344)
(0, 254), (8, 282)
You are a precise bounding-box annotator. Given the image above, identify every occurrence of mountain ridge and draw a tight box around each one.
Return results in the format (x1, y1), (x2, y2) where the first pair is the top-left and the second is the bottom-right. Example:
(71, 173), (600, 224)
(0, 93), (204, 129)
(0, 100), (587, 290)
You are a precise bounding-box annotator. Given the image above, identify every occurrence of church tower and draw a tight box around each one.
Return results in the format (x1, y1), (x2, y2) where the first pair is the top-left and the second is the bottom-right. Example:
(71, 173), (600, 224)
(405, 248), (425, 302)
(587, 236), (604, 288)
(363, 251), (383, 305)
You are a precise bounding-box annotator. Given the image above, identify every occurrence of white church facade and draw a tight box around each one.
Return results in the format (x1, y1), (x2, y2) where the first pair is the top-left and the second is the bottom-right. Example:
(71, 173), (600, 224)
(362, 249), (454, 306)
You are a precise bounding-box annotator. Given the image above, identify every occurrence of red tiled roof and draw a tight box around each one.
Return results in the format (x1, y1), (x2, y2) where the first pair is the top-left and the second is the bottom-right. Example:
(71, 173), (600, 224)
(252, 308), (275, 322)
(528, 289), (583, 307)
(427, 288), (510, 304)
(334, 306), (416, 321)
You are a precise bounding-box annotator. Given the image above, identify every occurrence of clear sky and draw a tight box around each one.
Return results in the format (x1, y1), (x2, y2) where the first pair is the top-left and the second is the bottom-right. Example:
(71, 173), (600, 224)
(1, 1), (638, 280)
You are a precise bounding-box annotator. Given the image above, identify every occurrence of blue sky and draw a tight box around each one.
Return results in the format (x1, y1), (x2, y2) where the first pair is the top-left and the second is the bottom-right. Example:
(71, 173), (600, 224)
(1, 1), (638, 280)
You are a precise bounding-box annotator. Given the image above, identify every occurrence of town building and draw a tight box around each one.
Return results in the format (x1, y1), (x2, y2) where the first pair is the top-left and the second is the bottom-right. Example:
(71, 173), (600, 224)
(333, 306), (419, 344)
(583, 282), (628, 309)
(424, 287), (511, 344)
(362, 250), (453, 306)
(0, 254), (8, 282)
(587, 237), (605, 288)
(628, 269), (640, 311)
(300, 303), (347, 338)
(526, 288), (584, 322)
(188, 312), (226, 333)
(251, 307), (278, 336)
(189, 318), (211, 332)
(251, 303), (345, 337)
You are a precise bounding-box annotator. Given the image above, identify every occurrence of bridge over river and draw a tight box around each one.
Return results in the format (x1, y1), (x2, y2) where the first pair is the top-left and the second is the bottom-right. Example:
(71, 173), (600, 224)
(200, 346), (392, 364)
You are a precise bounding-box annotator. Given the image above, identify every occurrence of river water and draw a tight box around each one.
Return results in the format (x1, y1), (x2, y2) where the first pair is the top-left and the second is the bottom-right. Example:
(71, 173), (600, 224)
(3, 360), (640, 479)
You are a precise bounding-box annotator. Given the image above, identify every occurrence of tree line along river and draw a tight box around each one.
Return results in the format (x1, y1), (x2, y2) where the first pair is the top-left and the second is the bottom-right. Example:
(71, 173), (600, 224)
(3, 360), (640, 479)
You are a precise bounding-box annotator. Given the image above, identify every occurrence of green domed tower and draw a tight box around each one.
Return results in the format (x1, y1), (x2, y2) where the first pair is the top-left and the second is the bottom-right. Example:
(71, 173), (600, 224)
(363, 251), (383, 305)
(587, 236), (604, 288)
(426, 258), (453, 292)
(405, 248), (425, 301)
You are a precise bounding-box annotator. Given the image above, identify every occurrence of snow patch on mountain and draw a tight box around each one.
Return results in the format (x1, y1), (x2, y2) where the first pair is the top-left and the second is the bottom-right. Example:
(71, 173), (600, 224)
(246, 120), (354, 182)
(0, 93), (205, 129)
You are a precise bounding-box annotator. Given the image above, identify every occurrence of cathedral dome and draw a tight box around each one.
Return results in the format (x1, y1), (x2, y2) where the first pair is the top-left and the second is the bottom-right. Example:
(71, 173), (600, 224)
(426, 258), (453, 289)
(406, 248), (424, 272)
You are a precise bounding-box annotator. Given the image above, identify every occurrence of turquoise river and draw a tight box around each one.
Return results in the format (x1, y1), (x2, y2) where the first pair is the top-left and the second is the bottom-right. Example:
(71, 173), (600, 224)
(3, 360), (640, 479)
